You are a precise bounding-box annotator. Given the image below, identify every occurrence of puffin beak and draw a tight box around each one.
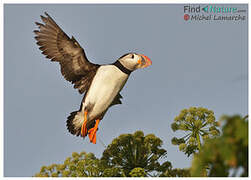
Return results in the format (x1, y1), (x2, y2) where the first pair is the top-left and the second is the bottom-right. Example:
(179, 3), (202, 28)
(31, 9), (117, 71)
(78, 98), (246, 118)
(138, 54), (152, 68)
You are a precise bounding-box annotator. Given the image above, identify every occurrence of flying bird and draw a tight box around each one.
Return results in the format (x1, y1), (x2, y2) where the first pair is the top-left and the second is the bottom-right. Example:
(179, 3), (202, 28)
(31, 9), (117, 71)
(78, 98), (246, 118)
(34, 13), (152, 144)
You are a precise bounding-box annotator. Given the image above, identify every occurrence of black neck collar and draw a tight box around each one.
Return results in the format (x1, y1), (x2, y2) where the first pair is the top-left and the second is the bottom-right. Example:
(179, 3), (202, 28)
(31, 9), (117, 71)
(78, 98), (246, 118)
(113, 61), (132, 75)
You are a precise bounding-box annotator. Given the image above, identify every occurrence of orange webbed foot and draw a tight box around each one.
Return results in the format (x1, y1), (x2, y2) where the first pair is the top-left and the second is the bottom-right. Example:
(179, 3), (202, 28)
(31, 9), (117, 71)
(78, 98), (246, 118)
(88, 120), (100, 144)
(81, 111), (88, 137)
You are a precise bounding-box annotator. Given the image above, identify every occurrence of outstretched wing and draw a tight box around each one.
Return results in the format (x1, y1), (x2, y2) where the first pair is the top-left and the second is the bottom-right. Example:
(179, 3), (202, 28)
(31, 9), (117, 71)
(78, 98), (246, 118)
(34, 12), (100, 94)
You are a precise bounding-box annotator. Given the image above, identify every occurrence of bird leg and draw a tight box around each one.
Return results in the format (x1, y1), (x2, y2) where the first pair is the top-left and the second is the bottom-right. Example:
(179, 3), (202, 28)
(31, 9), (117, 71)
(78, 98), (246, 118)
(81, 111), (88, 137)
(88, 119), (100, 144)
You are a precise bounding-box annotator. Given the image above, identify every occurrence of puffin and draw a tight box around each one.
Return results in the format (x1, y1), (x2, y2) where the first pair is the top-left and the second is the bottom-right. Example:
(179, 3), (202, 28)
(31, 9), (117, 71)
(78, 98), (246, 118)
(34, 13), (152, 144)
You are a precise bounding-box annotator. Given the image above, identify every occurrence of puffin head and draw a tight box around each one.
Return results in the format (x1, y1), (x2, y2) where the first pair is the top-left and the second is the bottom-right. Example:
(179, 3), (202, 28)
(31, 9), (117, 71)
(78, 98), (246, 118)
(118, 53), (152, 72)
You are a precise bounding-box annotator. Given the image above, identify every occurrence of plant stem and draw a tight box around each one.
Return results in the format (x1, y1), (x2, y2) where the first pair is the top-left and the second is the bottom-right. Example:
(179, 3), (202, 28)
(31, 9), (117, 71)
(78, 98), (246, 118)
(196, 133), (201, 151)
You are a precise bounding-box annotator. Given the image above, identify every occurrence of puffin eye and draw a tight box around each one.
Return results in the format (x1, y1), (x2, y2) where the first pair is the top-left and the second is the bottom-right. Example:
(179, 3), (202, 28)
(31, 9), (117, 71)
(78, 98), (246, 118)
(131, 54), (134, 59)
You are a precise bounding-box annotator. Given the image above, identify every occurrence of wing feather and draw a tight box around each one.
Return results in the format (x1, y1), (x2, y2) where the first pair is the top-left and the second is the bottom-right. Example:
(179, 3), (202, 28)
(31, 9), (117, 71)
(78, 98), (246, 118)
(34, 12), (100, 94)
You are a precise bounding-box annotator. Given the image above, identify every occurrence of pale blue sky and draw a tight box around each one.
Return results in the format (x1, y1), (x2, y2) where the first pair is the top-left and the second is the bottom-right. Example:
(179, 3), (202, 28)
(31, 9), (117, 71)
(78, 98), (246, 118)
(4, 4), (248, 177)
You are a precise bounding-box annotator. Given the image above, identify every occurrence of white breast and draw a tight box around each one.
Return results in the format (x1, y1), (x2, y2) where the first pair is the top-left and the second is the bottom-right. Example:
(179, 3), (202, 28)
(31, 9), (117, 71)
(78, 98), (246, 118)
(83, 65), (129, 119)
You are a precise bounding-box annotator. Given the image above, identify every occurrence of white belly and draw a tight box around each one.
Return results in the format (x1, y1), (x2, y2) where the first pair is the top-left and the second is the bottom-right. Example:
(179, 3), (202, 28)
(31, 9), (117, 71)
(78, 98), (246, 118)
(83, 65), (129, 119)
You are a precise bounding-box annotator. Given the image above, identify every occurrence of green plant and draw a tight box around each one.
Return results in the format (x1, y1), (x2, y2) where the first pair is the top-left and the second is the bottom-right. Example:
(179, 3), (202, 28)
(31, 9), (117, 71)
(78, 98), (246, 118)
(171, 107), (220, 156)
(190, 115), (248, 177)
(34, 152), (103, 177)
(101, 131), (171, 177)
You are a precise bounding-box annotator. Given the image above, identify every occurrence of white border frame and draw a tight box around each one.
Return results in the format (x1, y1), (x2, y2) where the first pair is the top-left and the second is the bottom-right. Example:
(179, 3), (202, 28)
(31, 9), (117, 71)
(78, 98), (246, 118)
(1, 0), (249, 179)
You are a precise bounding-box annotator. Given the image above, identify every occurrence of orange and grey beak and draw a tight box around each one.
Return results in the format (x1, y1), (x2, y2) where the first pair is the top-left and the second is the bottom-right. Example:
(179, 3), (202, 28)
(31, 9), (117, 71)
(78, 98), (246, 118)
(138, 54), (152, 68)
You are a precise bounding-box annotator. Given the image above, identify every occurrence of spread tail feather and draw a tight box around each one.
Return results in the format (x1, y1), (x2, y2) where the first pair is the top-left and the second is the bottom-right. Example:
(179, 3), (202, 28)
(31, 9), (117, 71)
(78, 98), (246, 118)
(66, 111), (84, 137)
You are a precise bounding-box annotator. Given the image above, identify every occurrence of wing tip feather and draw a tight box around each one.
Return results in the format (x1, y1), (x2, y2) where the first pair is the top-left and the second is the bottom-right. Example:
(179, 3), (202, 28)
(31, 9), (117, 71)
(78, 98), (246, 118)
(35, 22), (44, 28)
(33, 30), (39, 34)
(44, 12), (49, 17)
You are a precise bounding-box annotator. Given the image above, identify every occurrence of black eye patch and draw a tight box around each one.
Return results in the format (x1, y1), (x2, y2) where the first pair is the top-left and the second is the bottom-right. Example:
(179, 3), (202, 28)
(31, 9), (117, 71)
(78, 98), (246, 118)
(131, 54), (134, 59)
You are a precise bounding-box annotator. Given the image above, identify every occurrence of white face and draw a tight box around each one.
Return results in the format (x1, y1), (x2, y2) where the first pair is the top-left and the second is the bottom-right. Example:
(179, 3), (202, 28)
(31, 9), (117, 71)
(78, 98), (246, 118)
(118, 53), (152, 71)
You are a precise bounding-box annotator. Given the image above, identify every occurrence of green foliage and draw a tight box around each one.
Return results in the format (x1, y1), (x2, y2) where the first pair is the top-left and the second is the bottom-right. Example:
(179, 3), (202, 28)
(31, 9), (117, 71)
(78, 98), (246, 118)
(129, 167), (147, 177)
(160, 168), (191, 177)
(191, 115), (248, 177)
(35, 131), (181, 177)
(101, 131), (171, 176)
(171, 107), (220, 156)
(34, 152), (103, 177)
(34, 110), (247, 177)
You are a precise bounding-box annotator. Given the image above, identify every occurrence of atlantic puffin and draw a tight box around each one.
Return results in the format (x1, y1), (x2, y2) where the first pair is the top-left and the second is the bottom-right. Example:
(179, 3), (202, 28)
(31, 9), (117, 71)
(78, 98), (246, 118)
(34, 13), (152, 144)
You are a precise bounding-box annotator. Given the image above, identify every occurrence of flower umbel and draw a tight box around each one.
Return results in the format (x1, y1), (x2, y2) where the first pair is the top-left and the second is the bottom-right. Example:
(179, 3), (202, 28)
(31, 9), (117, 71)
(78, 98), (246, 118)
(171, 107), (220, 156)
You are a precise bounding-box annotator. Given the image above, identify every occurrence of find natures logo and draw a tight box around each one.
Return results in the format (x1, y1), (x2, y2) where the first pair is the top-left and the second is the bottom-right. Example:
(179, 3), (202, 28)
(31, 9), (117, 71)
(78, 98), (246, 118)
(201, 5), (238, 13)
(183, 5), (246, 21)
